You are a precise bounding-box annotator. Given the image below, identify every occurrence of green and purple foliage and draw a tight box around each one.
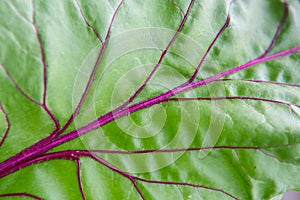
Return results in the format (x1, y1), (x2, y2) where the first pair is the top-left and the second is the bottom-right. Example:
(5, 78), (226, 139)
(0, 0), (300, 199)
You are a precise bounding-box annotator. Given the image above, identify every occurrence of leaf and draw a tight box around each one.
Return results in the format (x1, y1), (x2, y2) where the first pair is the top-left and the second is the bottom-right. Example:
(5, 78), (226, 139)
(0, 0), (300, 199)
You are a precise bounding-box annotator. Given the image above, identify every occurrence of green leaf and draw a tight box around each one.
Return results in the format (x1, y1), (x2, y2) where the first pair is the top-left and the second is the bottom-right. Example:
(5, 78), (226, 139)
(0, 0), (300, 199)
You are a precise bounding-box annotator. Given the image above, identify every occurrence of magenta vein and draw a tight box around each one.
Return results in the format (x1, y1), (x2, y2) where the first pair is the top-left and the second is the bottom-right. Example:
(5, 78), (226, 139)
(0, 63), (41, 105)
(2, 141), (299, 200)
(187, 1), (232, 84)
(31, 1), (60, 132)
(78, 143), (300, 155)
(43, 106), (60, 131)
(83, 146), (260, 154)
(0, 151), (78, 179)
(1, 150), (239, 199)
(2, 143), (297, 177)
(1, 151), (144, 199)
(81, 153), (147, 199)
(31, 0), (47, 105)
(0, 150), (144, 199)
(216, 78), (300, 88)
(0, 192), (43, 200)
(130, 178), (146, 200)
(257, 1), (289, 59)
(164, 96), (300, 109)
(258, 149), (298, 166)
(0, 103), (10, 148)
(0, 133), (61, 176)
(134, 177), (239, 200)
(76, 159), (87, 200)
(2, 2), (60, 132)
(59, 0), (126, 134)
(74, 0), (103, 43)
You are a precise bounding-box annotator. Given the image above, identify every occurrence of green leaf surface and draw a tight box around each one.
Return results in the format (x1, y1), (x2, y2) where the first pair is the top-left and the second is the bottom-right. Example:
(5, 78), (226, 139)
(0, 0), (300, 199)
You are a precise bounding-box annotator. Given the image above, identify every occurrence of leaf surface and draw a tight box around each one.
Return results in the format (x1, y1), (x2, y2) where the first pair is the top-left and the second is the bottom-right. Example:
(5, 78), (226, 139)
(0, 0), (300, 199)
